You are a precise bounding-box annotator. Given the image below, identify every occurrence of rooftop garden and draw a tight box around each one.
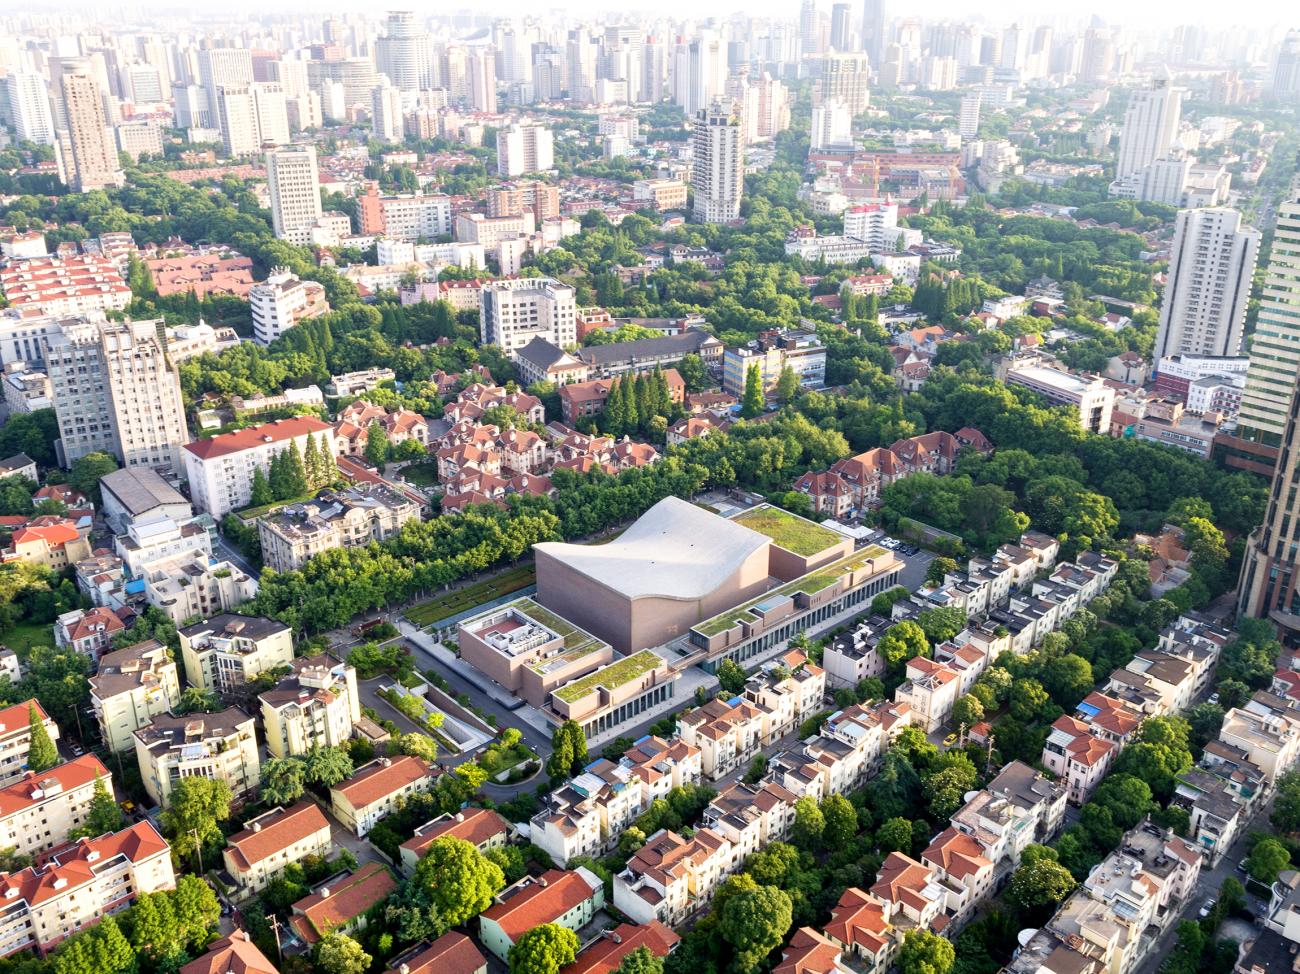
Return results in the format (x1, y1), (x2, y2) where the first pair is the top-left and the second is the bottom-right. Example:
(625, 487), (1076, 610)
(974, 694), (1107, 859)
(694, 545), (891, 637)
(733, 505), (843, 556)
(553, 650), (664, 703)
(514, 598), (606, 661)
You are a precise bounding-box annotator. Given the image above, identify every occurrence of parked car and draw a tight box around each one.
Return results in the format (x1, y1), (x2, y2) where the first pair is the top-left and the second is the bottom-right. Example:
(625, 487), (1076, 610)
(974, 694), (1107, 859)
(1199, 898), (1216, 918)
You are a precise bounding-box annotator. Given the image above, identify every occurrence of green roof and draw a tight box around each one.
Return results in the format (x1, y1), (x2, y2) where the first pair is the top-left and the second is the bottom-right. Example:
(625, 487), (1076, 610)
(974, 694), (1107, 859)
(553, 650), (664, 703)
(732, 506), (844, 556)
(694, 545), (891, 637)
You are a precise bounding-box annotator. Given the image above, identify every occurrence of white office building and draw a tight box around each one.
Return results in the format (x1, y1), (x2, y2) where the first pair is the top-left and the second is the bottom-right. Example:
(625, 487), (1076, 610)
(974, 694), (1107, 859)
(480, 277), (577, 352)
(266, 144), (323, 245)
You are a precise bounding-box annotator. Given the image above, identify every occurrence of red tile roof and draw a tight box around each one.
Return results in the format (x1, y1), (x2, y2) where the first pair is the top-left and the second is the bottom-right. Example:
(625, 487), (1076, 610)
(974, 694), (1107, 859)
(290, 862), (397, 943)
(225, 802), (331, 872)
(480, 870), (600, 943)
(561, 922), (678, 974)
(183, 417), (333, 460)
(180, 932), (278, 974)
(399, 808), (509, 860)
(0, 754), (108, 819)
(384, 933), (486, 974)
(774, 928), (845, 974)
(332, 756), (436, 809)
(0, 821), (169, 908)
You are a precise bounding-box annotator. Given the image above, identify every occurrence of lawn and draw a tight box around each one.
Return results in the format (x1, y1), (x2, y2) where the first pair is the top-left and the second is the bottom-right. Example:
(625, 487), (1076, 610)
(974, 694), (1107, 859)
(553, 650), (664, 703)
(2, 621), (53, 657)
(400, 462), (440, 488)
(404, 565), (536, 627)
(235, 491), (316, 522)
(734, 506), (843, 556)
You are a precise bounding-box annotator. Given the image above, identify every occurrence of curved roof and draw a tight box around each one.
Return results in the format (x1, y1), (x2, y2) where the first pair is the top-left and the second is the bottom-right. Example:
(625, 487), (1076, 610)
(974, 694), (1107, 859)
(535, 496), (769, 601)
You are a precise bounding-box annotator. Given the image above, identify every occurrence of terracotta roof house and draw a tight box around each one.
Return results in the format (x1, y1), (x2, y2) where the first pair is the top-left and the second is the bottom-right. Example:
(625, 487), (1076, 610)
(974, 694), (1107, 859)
(383, 933), (487, 974)
(330, 756), (439, 836)
(479, 868), (605, 960)
(223, 802), (333, 894)
(180, 931), (278, 974)
(289, 862), (397, 944)
(398, 808), (511, 875)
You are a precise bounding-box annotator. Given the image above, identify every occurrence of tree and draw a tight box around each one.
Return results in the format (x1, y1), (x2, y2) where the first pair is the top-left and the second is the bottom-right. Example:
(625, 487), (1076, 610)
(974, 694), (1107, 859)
(951, 694), (984, 731)
(926, 557), (958, 586)
(616, 946), (665, 974)
(916, 607), (965, 645)
(877, 620), (930, 674)
(878, 816), (914, 853)
(547, 720), (587, 779)
(175, 686), (220, 715)
(26, 703), (57, 773)
(775, 366), (800, 403)
(171, 875), (222, 948)
(1273, 772), (1300, 834)
(898, 929), (955, 974)
(414, 836), (506, 930)
(67, 451), (119, 504)
(261, 757), (307, 805)
(792, 795), (826, 850)
(1005, 854), (1077, 917)
(70, 775), (124, 839)
(718, 884), (793, 973)
(365, 421), (390, 468)
(303, 746), (355, 787)
(129, 890), (181, 961)
(741, 365), (765, 418)
(249, 467), (273, 507)
(1247, 837), (1292, 884)
(1009, 678), (1052, 723)
(820, 793), (858, 848)
(160, 776), (232, 864)
(317, 932), (372, 974)
(716, 659), (747, 695)
(509, 924), (579, 974)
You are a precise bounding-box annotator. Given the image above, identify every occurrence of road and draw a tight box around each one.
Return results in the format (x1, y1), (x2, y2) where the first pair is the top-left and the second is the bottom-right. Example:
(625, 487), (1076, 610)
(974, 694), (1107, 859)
(214, 532), (258, 577)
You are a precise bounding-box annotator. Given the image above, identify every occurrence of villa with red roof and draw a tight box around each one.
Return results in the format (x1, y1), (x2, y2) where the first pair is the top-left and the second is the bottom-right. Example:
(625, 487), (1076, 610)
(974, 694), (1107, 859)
(822, 888), (894, 973)
(54, 606), (127, 661)
(383, 934), (487, 974)
(561, 922), (678, 974)
(774, 927), (854, 974)
(479, 868), (605, 961)
(289, 862), (396, 944)
(0, 700), (59, 785)
(399, 807), (511, 875)
(1042, 714), (1117, 804)
(330, 756), (439, 837)
(182, 417), (336, 517)
(1, 517), (91, 570)
(0, 821), (174, 957)
(223, 802), (332, 894)
(181, 931), (278, 974)
(921, 826), (996, 920)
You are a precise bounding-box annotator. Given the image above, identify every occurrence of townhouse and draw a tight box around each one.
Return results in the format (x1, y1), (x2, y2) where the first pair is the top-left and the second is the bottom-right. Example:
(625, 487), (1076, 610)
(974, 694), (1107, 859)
(53, 606), (125, 660)
(259, 655), (361, 759)
(134, 708), (260, 807)
(562, 922), (678, 974)
(330, 756), (439, 837)
(0, 822), (174, 958)
(614, 827), (736, 926)
(222, 802), (333, 896)
(479, 869), (605, 961)
(180, 931), (278, 974)
(774, 928), (856, 974)
(920, 827), (996, 924)
(893, 657), (961, 734)
(289, 862), (397, 944)
(822, 888), (895, 974)
(399, 808), (511, 875)
(1005, 822), (1201, 974)
(89, 641), (182, 753)
(869, 852), (948, 933)
(770, 703), (887, 800)
(258, 484), (420, 573)
(0, 756), (113, 858)
(700, 779), (800, 862)
(332, 401), (429, 458)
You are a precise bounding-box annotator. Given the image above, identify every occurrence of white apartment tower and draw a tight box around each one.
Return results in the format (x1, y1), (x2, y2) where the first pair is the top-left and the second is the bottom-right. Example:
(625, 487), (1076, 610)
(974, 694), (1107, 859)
(497, 122), (554, 177)
(1116, 74), (1181, 180)
(1153, 207), (1261, 363)
(820, 52), (871, 116)
(372, 82), (404, 142)
(199, 47), (254, 133)
(59, 63), (124, 191)
(692, 100), (745, 224)
(811, 99), (852, 150)
(376, 11), (432, 92)
(5, 74), (55, 145)
(468, 48), (498, 113)
(218, 83), (290, 156)
(266, 144), (323, 245)
(44, 317), (190, 474)
(479, 277), (577, 351)
(959, 92), (981, 139)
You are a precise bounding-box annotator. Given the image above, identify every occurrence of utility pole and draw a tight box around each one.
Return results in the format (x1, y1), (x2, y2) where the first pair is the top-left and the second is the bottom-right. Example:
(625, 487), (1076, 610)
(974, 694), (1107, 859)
(190, 827), (204, 874)
(266, 913), (283, 961)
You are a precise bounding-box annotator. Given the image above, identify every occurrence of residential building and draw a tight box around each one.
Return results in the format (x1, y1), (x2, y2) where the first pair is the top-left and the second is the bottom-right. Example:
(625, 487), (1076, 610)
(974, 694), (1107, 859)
(99, 467), (192, 536)
(1152, 208), (1260, 361)
(44, 317), (190, 474)
(222, 802), (333, 895)
(632, 179), (689, 211)
(182, 416), (336, 518)
(479, 277), (577, 352)
(382, 935), (487, 974)
(819, 52), (871, 115)
(497, 123), (554, 177)
(1005, 365), (1115, 433)
(179, 614), (294, 694)
(0, 755), (112, 856)
(5, 73), (55, 146)
(1115, 75), (1182, 181)
(89, 641), (181, 753)
(53, 606), (125, 660)
(558, 370), (685, 424)
(564, 922), (678, 974)
(266, 144), (323, 245)
(479, 869), (605, 961)
(142, 554), (258, 625)
(249, 269), (330, 344)
(60, 61), (124, 191)
(0, 258), (130, 318)
(0, 701), (59, 785)
(722, 329), (826, 395)
(179, 931), (278, 974)
(356, 186), (453, 241)
(399, 808), (511, 875)
(330, 756), (439, 836)
(0, 822), (174, 958)
(332, 400), (429, 458)
(258, 485), (419, 573)
(259, 655), (360, 758)
(289, 862), (397, 943)
(1, 518), (91, 571)
(692, 100), (744, 224)
(133, 708), (260, 806)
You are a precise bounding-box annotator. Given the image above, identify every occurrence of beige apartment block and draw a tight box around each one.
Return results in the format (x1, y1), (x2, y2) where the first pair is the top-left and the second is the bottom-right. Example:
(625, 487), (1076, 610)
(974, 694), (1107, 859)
(223, 802), (333, 895)
(179, 614), (295, 693)
(133, 708), (260, 807)
(259, 655), (361, 758)
(89, 640), (181, 753)
(0, 755), (113, 857)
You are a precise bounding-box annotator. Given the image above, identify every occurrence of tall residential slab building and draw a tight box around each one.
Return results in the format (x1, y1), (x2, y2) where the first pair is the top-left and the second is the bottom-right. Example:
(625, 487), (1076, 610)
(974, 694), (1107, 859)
(862, 0), (886, 66)
(5, 73), (55, 145)
(198, 47), (254, 134)
(44, 317), (190, 474)
(1152, 207), (1260, 363)
(692, 100), (744, 224)
(59, 63), (124, 191)
(1235, 198), (1300, 449)
(820, 52), (871, 116)
(497, 122), (553, 177)
(1115, 74), (1181, 180)
(479, 277), (577, 352)
(376, 10), (431, 92)
(266, 143), (323, 245)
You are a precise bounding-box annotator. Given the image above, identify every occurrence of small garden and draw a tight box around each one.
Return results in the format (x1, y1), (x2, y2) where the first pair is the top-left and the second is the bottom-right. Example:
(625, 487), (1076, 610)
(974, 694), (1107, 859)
(404, 564), (536, 627)
(478, 727), (540, 783)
